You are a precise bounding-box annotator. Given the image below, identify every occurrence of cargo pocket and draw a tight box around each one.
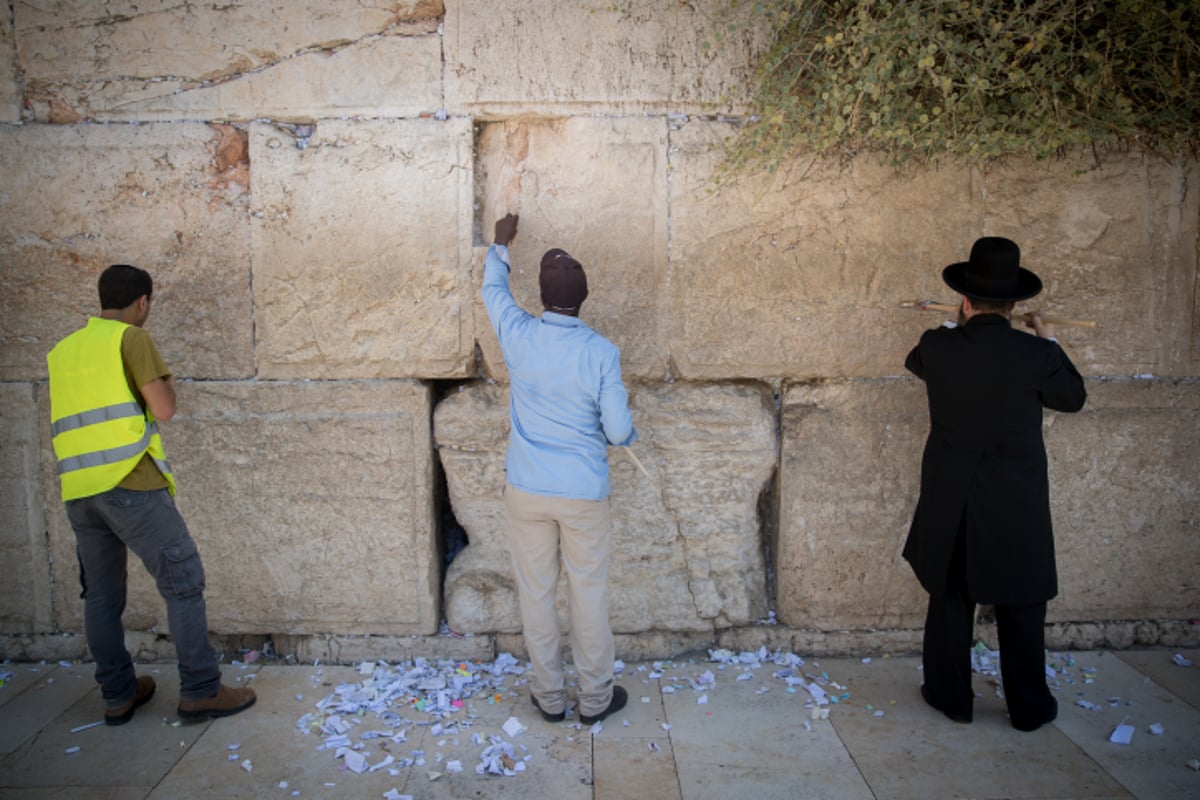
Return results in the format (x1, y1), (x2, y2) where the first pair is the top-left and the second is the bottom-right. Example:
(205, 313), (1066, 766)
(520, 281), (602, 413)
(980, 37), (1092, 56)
(161, 539), (206, 599)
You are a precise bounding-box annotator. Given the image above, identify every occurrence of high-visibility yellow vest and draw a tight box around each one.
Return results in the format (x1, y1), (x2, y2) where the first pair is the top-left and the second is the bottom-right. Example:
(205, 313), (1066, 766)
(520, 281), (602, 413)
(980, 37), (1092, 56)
(47, 317), (176, 501)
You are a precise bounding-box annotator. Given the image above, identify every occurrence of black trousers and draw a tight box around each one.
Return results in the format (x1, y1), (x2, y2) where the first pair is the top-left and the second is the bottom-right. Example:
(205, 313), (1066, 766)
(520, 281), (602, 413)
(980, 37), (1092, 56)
(922, 529), (1057, 728)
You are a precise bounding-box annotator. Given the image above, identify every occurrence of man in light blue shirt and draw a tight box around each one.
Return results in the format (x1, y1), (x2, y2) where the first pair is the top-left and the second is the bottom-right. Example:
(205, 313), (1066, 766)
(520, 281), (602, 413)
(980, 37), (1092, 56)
(482, 212), (636, 725)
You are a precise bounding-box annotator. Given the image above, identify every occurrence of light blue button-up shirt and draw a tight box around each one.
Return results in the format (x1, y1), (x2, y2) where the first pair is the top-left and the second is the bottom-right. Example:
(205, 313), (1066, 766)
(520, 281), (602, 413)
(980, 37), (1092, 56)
(482, 244), (637, 500)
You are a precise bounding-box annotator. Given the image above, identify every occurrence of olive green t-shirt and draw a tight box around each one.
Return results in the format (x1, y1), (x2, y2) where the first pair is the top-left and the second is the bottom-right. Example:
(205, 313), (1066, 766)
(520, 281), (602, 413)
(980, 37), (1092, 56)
(117, 325), (171, 491)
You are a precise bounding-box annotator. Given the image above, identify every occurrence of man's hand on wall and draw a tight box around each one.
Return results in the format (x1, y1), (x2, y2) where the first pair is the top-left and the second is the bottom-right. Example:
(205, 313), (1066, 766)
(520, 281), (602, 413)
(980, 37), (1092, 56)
(494, 213), (519, 246)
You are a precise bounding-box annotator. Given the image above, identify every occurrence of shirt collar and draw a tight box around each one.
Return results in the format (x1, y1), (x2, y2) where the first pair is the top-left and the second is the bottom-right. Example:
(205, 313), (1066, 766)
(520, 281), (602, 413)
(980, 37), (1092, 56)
(540, 311), (586, 328)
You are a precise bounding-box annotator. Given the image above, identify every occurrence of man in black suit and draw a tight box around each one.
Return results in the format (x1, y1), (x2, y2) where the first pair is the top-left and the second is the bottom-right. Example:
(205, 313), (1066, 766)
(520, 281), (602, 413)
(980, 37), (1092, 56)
(904, 237), (1087, 732)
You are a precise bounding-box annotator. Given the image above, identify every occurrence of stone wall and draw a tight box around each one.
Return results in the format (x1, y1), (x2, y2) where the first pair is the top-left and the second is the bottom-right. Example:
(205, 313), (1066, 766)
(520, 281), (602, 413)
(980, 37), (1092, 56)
(1, 0), (1197, 661)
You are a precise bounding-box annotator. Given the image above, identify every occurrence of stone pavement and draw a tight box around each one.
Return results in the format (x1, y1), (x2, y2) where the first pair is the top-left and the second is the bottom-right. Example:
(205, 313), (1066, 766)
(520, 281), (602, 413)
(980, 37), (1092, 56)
(0, 647), (1197, 799)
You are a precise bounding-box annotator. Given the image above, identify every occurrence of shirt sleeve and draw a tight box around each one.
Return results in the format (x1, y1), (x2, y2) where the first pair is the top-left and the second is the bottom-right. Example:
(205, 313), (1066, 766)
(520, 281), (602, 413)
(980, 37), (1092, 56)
(481, 244), (533, 349)
(121, 326), (171, 403)
(598, 345), (637, 447)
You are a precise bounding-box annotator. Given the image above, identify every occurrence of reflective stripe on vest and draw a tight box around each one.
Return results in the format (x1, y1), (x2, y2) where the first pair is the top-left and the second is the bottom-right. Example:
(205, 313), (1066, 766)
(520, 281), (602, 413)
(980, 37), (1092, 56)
(56, 420), (168, 475)
(51, 401), (143, 438)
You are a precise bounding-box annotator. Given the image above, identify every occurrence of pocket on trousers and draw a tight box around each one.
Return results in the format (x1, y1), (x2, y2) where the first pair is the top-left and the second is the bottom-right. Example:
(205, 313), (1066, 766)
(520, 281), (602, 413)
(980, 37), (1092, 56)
(101, 488), (152, 509)
(161, 539), (206, 598)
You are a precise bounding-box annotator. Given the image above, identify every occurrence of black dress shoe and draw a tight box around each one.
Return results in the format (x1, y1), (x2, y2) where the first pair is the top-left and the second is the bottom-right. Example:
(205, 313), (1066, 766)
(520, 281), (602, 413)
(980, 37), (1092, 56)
(921, 684), (972, 724)
(531, 695), (565, 723)
(580, 685), (627, 725)
(1011, 698), (1058, 732)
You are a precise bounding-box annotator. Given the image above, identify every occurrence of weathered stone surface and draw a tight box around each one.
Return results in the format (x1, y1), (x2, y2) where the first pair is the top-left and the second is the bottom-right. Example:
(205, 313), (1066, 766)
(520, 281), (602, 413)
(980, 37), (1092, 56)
(42, 380), (439, 636)
(1047, 378), (1200, 623)
(250, 118), (474, 379)
(17, 1), (442, 122)
(0, 122), (253, 381)
(474, 116), (669, 381)
(984, 152), (1200, 377)
(0, 384), (51, 633)
(0, 9), (18, 123)
(444, 0), (772, 116)
(778, 377), (1200, 631)
(435, 381), (776, 635)
(777, 380), (929, 630)
(668, 120), (981, 380)
(669, 123), (1199, 381)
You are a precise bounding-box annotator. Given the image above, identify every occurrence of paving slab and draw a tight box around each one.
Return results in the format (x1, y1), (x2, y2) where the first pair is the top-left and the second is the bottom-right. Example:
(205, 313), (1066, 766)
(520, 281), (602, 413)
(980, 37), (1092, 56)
(0, 664), (93, 756)
(0, 664), (222, 791)
(149, 665), (417, 799)
(0, 663), (68, 710)
(151, 662), (596, 799)
(594, 737), (680, 800)
(1113, 648), (1200, 710)
(824, 654), (1133, 800)
(1051, 650), (1200, 800)
(660, 657), (874, 800)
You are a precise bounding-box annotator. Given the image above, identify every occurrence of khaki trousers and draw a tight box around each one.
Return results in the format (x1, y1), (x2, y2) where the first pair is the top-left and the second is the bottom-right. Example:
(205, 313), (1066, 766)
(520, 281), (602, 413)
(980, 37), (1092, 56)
(504, 483), (615, 717)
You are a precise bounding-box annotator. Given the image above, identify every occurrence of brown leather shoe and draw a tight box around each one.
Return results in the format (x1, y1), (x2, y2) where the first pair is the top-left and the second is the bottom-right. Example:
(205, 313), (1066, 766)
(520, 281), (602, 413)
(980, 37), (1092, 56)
(177, 683), (256, 721)
(105, 675), (157, 726)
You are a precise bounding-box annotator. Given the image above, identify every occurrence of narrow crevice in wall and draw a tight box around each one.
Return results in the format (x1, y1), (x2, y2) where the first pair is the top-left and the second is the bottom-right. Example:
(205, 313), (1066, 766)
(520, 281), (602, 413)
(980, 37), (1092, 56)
(428, 377), (474, 625)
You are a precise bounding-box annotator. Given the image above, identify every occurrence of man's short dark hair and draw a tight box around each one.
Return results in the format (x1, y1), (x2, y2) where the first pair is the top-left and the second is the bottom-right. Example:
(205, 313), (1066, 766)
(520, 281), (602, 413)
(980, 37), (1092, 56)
(98, 264), (153, 310)
(966, 295), (1015, 315)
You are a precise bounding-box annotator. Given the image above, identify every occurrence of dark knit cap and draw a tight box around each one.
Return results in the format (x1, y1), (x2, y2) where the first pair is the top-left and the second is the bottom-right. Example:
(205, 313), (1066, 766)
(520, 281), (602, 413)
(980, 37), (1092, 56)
(539, 248), (588, 314)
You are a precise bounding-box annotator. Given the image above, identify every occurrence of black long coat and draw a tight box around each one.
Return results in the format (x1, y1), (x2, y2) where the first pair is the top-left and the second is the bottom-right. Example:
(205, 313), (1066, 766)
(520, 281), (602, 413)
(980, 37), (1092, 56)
(903, 314), (1087, 605)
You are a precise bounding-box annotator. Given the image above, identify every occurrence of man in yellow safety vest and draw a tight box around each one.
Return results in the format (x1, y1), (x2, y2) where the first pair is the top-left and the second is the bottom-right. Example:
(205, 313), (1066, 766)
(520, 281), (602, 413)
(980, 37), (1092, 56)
(47, 264), (255, 725)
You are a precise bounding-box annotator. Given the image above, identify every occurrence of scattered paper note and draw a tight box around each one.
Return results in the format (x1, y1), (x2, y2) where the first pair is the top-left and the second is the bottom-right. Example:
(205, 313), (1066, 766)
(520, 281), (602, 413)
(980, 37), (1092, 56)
(1109, 721), (1134, 745)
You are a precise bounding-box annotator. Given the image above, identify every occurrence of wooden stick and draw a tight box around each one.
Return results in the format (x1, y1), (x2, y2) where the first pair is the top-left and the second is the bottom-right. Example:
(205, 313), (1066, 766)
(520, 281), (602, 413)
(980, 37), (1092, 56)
(899, 300), (1097, 328)
(622, 446), (653, 480)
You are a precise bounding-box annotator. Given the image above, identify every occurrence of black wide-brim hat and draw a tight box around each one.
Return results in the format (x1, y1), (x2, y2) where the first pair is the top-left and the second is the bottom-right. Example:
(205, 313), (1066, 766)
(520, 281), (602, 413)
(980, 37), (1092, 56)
(943, 236), (1042, 302)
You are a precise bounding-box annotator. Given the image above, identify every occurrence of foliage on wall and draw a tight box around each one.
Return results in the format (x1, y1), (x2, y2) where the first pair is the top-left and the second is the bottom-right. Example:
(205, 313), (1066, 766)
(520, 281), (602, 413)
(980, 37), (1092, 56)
(721, 0), (1200, 172)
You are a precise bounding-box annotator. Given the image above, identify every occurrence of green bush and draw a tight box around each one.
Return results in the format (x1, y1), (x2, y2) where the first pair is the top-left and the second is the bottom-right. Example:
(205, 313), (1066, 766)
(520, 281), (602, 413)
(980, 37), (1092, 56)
(722, 0), (1200, 171)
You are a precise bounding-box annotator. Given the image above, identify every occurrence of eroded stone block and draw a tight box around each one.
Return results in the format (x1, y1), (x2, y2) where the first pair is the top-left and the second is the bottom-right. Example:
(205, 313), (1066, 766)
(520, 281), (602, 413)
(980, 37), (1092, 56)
(44, 380), (438, 636)
(0, 9), (18, 123)
(777, 380), (928, 630)
(251, 118), (474, 379)
(17, 1), (442, 122)
(444, 0), (771, 115)
(474, 116), (668, 381)
(779, 377), (1200, 631)
(0, 123), (253, 381)
(668, 120), (980, 380)
(983, 153), (1200, 377)
(0, 383), (51, 633)
(1047, 378), (1200, 622)
(435, 381), (775, 635)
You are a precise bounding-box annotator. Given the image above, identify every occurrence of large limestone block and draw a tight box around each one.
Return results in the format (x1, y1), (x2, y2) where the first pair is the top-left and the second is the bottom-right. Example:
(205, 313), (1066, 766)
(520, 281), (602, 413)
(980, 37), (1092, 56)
(779, 377), (1200, 631)
(0, 384), (51, 633)
(17, 1), (442, 122)
(444, 0), (772, 116)
(777, 380), (928, 630)
(474, 116), (668, 381)
(435, 381), (775, 635)
(0, 122), (253, 381)
(668, 120), (981, 380)
(1047, 378), (1200, 622)
(0, 10), (18, 123)
(42, 380), (438, 636)
(982, 153), (1200, 377)
(251, 118), (474, 379)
